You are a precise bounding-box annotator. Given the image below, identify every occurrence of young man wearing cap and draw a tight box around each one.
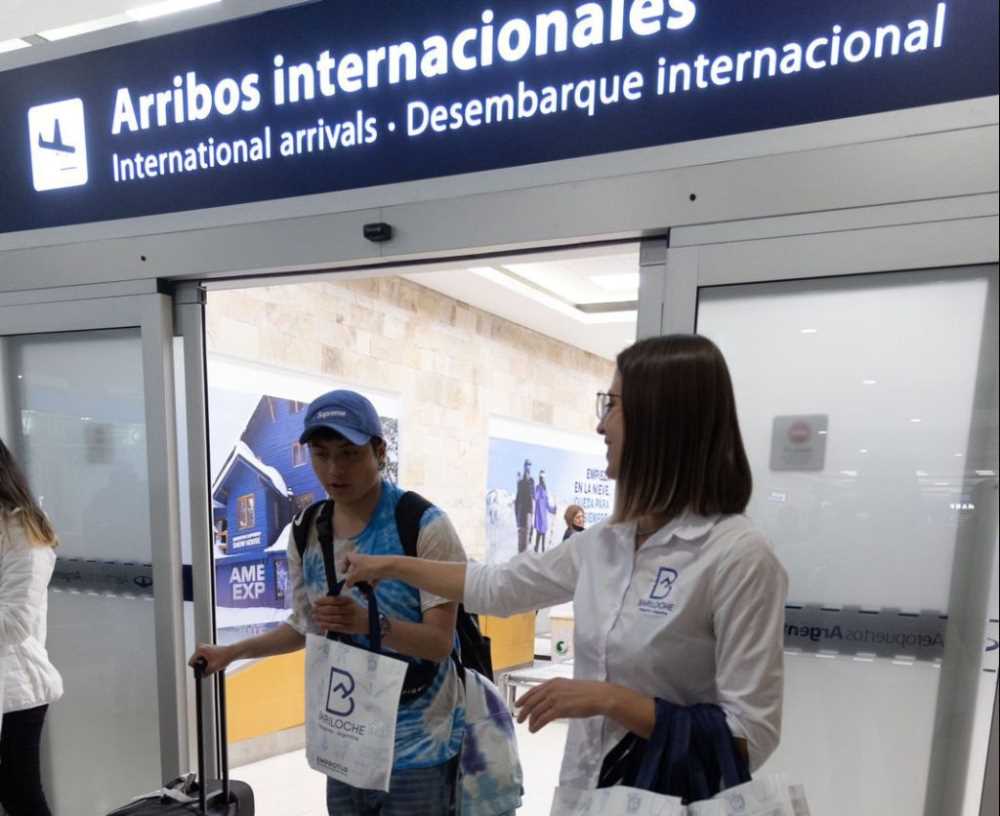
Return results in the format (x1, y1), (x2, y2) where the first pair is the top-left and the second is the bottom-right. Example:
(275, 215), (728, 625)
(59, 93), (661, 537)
(190, 389), (468, 815)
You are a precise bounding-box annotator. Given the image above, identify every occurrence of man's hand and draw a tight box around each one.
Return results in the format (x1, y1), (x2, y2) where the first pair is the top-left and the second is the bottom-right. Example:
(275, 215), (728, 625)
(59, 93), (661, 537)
(188, 644), (235, 676)
(313, 594), (370, 636)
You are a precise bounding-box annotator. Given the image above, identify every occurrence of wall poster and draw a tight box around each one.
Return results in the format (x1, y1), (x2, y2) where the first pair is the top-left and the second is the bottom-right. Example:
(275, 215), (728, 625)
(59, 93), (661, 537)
(484, 416), (613, 565)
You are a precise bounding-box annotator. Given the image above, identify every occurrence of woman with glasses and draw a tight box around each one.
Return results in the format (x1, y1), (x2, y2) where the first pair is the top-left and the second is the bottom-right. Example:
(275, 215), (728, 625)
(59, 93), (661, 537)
(344, 335), (788, 796)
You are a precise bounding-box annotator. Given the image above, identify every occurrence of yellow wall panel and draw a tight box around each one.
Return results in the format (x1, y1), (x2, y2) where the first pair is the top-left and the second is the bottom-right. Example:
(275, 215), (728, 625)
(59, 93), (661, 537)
(480, 612), (535, 671)
(226, 651), (305, 743)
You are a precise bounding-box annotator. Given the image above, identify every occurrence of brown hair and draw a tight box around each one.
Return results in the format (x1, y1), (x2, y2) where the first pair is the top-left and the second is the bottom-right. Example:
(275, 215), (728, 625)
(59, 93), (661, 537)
(612, 334), (752, 524)
(0, 437), (58, 547)
(564, 504), (585, 527)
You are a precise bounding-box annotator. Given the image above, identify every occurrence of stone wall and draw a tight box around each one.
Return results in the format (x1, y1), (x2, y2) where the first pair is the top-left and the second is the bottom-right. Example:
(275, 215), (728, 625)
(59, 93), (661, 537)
(206, 275), (614, 558)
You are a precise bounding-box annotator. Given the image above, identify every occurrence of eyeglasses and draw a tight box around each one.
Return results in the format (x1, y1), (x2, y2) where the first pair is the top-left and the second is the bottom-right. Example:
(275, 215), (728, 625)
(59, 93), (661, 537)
(596, 392), (621, 421)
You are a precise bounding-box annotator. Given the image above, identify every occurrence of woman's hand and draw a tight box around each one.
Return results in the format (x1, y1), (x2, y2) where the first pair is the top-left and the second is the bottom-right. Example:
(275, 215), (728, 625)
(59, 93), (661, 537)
(313, 595), (371, 636)
(188, 644), (235, 676)
(515, 678), (613, 733)
(342, 552), (395, 589)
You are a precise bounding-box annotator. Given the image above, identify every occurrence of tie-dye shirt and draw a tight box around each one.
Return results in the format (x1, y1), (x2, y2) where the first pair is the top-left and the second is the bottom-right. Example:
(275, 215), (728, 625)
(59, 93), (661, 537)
(285, 480), (467, 770)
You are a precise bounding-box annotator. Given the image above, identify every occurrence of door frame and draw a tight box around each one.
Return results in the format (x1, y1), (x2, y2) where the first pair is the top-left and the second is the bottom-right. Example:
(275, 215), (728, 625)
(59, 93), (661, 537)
(173, 238), (665, 771)
(172, 281), (220, 781)
(0, 287), (188, 783)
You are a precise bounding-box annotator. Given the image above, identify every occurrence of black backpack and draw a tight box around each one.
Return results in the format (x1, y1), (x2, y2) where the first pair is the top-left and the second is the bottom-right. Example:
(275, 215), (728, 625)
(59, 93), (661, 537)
(292, 492), (493, 698)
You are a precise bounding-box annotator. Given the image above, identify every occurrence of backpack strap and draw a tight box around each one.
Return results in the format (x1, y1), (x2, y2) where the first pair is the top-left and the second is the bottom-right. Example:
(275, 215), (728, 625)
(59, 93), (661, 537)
(394, 491), (433, 558)
(317, 500), (383, 651)
(313, 499), (339, 596)
(292, 499), (329, 562)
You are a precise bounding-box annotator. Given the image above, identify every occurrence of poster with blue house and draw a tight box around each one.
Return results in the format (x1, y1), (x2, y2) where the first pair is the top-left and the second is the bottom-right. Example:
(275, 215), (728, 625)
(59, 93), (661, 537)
(212, 394), (399, 626)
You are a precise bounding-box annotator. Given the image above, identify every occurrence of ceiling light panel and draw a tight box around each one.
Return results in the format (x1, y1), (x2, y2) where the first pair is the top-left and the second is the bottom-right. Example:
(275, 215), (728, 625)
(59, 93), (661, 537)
(126, 0), (222, 23)
(469, 266), (634, 325)
(506, 252), (640, 305)
(38, 15), (132, 41)
(589, 273), (640, 292)
(0, 38), (32, 53)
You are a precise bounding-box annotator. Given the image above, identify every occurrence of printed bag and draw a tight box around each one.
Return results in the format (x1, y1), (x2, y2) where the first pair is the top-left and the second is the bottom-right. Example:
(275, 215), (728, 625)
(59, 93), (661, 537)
(688, 773), (809, 816)
(550, 785), (686, 816)
(550, 775), (810, 816)
(559, 698), (812, 816)
(457, 668), (523, 815)
(304, 633), (408, 792)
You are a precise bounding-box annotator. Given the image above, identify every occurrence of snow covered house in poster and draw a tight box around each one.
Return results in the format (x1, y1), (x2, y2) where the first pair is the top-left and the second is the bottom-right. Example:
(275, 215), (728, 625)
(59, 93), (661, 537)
(211, 395), (325, 610)
(212, 439), (292, 556)
(238, 395), (326, 513)
(211, 439), (294, 608)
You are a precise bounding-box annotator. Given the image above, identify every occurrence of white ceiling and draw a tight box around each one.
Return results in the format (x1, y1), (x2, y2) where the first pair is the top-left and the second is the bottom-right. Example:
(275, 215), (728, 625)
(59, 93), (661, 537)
(504, 254), (638, 305)
(0, 1), (297, 49)
(2, 1), (151, 42)
(208, 245), (640, 362)
(402, 247), (639, 361)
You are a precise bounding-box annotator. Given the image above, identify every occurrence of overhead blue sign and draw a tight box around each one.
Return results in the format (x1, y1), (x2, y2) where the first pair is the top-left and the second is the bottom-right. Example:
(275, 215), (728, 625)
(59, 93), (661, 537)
(0, 0), (996, 234)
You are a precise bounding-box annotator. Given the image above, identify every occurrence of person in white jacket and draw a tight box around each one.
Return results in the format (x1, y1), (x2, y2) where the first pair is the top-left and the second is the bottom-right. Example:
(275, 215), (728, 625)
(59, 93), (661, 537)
(0, 437), (63, 816)
(344, 334), (789, 795)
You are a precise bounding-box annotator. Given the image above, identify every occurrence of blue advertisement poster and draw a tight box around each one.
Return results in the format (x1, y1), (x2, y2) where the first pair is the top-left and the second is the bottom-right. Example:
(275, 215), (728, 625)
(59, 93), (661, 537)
(485, 433), (613, 564)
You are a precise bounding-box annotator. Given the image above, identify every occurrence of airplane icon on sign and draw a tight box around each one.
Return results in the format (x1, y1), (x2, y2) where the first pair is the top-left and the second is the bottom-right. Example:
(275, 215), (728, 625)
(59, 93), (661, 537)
(37, 119), (77, 154)
(27, 98), (89, 191)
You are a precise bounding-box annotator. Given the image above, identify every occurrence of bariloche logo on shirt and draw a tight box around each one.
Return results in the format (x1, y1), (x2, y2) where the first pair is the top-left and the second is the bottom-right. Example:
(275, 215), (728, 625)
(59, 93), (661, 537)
(638, 567), (679, 616)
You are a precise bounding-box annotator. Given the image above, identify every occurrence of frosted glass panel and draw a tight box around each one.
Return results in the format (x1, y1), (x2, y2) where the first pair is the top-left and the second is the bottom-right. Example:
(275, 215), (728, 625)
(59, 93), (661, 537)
(5, 328), (161, 816)
(698, 268), (998, 816)
(700, 272), (990, 610)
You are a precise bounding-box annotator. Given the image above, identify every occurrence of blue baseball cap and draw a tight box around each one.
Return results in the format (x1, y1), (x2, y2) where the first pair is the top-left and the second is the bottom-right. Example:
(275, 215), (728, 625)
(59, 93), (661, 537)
(299, 390), (383, 446)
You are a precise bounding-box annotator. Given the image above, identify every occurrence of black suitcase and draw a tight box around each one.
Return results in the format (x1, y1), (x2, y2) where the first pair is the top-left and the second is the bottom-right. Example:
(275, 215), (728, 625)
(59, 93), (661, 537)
(106, 659), (255, 814)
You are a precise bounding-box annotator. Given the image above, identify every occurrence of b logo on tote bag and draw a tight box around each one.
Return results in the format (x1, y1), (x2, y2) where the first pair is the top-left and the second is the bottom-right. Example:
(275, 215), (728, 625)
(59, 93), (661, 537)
(326, 667), (356, 717)
(723, 792), (747, 811)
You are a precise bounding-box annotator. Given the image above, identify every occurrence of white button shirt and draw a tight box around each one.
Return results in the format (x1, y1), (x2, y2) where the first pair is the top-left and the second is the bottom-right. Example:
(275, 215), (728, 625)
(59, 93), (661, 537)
(464, 513), (788, 788)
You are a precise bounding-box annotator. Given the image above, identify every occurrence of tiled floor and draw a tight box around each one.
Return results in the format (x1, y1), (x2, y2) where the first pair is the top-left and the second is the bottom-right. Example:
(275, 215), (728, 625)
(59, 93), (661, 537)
(234, 718), (568, 815)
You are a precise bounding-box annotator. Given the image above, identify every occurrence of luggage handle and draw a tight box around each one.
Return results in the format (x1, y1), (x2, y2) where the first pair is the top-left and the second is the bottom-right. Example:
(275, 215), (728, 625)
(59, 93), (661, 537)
(193, 657), (231, 814)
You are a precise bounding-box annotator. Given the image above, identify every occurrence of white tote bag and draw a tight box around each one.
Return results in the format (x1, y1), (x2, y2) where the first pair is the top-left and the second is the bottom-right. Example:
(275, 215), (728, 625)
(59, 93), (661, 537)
(687, 773), (808, 816)
(304, 633), (408, 792)
(550, 785), (687, 816)
(457, 669), (523, 816)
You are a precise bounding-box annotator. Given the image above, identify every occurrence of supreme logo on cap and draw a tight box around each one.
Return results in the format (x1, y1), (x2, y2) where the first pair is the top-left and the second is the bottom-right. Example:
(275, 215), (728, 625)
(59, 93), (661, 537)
(316, 409), (348, 419)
